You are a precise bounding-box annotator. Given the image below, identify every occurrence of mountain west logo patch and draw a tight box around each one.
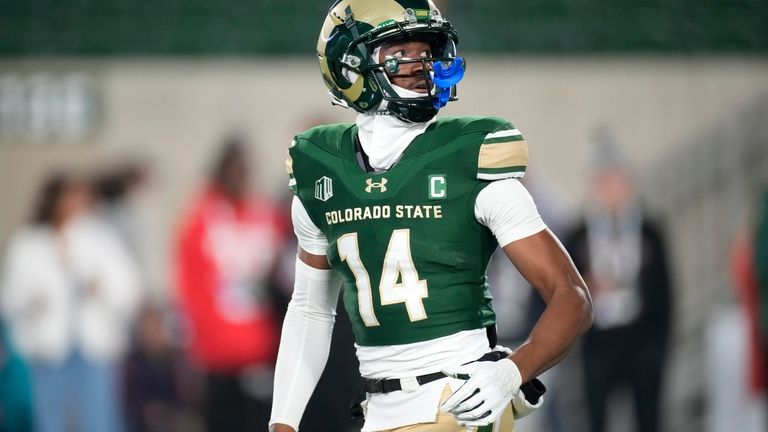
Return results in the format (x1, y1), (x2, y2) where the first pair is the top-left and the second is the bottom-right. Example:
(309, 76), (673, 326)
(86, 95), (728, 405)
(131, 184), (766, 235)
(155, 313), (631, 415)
(314, 176), (333, 201)
(365, 178), (388, 193)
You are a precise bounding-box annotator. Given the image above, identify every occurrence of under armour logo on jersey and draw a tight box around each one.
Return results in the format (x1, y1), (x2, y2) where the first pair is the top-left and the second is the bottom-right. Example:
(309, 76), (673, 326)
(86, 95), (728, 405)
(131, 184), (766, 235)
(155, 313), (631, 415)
(315, 176), (333, 201)
(365, 178), (388, 193)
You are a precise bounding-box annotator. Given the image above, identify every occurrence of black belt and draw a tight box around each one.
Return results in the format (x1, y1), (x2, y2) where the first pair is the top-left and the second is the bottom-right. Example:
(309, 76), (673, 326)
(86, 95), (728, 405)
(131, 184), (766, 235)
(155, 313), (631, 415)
(363, 350), (508, 394)
(351, 350), (546, 421)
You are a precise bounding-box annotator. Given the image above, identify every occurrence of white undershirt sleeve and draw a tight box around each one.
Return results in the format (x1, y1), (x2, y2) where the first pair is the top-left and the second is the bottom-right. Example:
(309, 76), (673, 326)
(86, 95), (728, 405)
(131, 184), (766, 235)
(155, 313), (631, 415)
(270, 197), (339, 430)
(292, 195), (330, 255)
(475, 179), (547, 247)
(268, 257), (341, 430)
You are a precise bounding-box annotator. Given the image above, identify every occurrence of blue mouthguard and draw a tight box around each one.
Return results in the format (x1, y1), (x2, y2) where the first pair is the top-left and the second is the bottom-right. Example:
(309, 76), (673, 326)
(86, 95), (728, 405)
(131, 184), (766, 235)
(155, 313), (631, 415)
(432, 57), (465, 109)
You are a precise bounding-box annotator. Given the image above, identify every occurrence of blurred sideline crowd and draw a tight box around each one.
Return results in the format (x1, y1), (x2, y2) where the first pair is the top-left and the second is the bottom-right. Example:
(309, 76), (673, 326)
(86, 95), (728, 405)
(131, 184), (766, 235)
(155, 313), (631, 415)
(0, 131), (766, 432)
(0, 136), (296, 432)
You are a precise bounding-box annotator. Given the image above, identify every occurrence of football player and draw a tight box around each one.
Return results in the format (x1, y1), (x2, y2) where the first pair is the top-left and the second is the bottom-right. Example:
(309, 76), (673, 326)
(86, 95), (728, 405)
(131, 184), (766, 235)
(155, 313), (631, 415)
(270, 1), (593, 431)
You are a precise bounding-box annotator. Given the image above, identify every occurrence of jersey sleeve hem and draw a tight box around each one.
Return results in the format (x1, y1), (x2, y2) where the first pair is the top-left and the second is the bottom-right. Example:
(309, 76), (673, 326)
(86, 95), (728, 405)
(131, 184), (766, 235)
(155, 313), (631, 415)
(297, 241), (328, 256)
(477, 168), (526, 181)
(495, 221), (547, 248)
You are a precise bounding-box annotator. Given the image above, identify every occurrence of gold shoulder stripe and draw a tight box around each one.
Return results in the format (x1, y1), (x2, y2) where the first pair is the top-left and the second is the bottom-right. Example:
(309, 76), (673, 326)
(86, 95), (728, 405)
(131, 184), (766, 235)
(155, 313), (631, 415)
(478, 140), (529, 169)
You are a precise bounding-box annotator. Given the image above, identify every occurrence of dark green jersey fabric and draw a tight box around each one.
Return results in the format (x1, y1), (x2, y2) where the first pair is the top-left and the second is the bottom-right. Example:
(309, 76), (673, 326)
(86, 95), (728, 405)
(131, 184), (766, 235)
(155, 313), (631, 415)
(289, 116), (523, 346)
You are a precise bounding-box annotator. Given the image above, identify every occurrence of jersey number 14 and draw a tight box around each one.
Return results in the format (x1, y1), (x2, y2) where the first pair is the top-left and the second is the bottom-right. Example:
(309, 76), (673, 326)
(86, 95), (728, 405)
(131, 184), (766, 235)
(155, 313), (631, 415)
(338, 229), (428, 327)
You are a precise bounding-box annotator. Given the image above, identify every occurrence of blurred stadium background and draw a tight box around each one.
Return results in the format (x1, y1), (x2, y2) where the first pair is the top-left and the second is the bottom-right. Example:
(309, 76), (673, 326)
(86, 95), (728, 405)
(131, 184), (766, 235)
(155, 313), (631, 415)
(0, 1), (767, 432)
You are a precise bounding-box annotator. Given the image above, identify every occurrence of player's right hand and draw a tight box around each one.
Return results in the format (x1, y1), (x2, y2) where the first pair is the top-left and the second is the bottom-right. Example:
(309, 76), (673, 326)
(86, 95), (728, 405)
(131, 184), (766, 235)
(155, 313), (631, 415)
(441, 358), (522, 427)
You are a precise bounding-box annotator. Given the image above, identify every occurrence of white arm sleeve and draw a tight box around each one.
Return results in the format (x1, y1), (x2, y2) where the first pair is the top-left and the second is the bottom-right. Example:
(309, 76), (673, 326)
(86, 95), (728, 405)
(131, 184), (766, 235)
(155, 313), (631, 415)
(269, 258), (341, 430)
(292, 196), (329, 255)
(475, 179), (547, 247)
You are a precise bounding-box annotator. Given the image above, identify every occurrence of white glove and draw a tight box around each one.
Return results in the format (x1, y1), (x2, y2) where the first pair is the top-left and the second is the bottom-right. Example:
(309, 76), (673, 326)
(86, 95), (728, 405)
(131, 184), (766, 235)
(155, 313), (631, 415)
(441, 358), (522, 427)
(511, 385), (544, 419)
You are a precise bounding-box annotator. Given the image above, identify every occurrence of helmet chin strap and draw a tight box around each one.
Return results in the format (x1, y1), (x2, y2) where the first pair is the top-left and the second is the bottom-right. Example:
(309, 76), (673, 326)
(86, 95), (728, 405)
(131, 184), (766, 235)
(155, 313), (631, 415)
(363, 84), (427, 117)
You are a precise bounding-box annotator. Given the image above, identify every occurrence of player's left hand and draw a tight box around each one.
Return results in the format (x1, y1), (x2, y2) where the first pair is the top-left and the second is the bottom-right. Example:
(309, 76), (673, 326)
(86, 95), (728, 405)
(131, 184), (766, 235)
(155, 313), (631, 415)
(441, 358), (522, 427)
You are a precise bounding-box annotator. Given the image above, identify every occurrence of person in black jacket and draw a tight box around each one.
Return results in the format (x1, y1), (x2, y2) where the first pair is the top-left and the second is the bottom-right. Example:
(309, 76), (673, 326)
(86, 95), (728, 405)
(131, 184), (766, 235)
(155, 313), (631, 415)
(564, 131), (672, 432)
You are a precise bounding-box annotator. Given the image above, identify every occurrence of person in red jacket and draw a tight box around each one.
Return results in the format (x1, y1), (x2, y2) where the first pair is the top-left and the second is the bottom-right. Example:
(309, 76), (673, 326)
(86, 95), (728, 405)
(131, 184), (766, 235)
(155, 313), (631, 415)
(175, 137), (288, 432)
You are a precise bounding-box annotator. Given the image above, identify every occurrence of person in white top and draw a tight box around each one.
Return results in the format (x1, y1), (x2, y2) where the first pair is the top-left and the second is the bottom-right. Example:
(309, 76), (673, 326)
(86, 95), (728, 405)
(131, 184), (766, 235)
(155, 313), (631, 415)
(2, 173), (141, 432)
(270, 2), (593, 431)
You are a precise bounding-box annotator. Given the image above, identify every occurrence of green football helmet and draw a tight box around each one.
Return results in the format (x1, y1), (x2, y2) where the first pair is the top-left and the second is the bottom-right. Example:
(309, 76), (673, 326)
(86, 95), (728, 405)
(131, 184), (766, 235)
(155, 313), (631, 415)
(317, 0), (463, 123)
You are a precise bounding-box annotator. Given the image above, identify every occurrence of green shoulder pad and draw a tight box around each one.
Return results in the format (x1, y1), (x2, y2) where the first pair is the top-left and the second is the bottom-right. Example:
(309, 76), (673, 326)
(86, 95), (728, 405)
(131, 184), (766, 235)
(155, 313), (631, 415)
(294, 123), (355, 157)
(286, 123), (354, 195)
(427, 116), (511, 142)
(427, 117), (528, 181)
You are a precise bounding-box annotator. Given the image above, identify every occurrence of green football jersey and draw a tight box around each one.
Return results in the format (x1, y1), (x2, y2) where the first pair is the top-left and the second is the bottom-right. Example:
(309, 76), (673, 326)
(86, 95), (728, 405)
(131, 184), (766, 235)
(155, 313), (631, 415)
(287, 116), (529, 346)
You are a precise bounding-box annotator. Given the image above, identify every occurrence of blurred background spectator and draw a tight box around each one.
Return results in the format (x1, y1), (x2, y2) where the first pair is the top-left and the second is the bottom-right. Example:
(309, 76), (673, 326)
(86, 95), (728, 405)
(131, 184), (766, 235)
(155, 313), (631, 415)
(0, 1), (767, 431)
(121, 304), (206, 432)
(1, 173), (142, 432)
(730, 188), (768, 425)
(92, 162), (159, 289)
(562, 131), (672, 432)
(757, 190), (768, 382)
(0, 321), (34, 432)
(174, 137), (288, 432)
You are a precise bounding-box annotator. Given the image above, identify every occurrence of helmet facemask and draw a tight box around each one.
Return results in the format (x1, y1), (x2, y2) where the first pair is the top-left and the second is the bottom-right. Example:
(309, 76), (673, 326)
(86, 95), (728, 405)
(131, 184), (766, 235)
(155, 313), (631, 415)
(361, 31), (464, 122)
